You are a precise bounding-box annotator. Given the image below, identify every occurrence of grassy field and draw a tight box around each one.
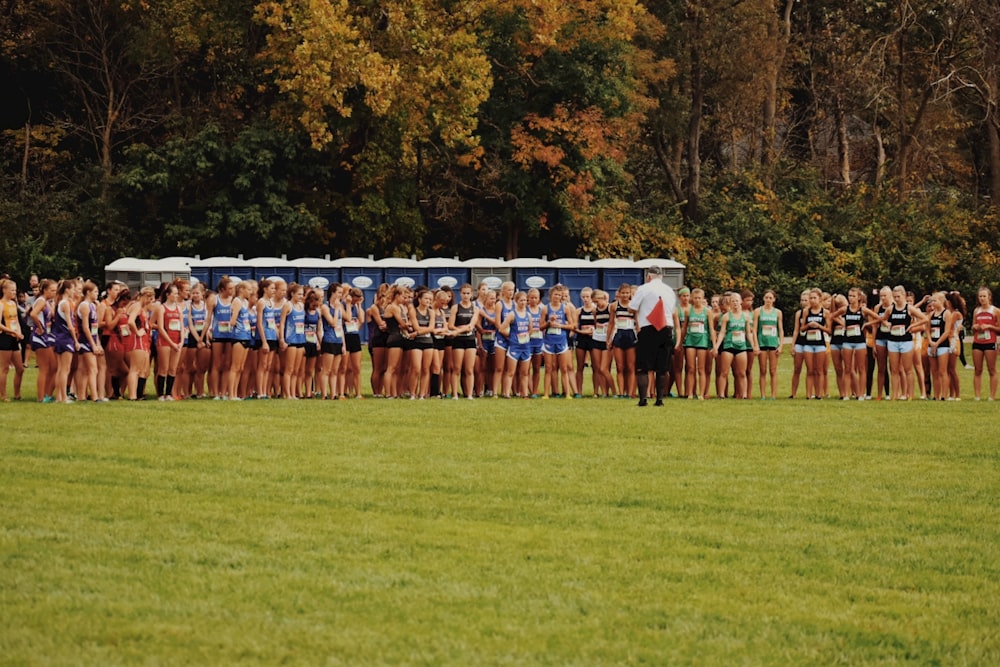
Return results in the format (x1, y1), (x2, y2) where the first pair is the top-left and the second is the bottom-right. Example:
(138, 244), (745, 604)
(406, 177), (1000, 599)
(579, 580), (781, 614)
(2, 358), (999, 665)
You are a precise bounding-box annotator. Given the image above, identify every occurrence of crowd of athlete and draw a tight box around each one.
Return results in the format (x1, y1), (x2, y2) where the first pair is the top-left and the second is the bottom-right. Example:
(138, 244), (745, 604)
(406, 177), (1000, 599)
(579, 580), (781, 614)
(1, 273), (999, 403)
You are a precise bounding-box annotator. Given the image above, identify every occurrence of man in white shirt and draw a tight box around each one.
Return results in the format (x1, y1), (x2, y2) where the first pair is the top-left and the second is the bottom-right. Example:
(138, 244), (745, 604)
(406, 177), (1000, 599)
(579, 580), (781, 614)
(629, 265), (679, 406)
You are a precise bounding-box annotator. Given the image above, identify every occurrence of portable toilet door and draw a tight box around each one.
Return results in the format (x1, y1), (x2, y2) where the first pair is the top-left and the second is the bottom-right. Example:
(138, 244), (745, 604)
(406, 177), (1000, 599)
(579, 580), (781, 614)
(594, 258), (643, 296)
(548, 258), (598, 307)
(376, 257), (426, 290)
(156, 256), (195, 287)
(508, 258), (558, 298)
(419, 257), (470, 292)
(333, 258), (383, 342)
(191, 256), (249, 291)
(293, 257), (339, 290)
(635, 258), (686, 290)
(463, 258), (511, 293)
(246, 256), (296, 284)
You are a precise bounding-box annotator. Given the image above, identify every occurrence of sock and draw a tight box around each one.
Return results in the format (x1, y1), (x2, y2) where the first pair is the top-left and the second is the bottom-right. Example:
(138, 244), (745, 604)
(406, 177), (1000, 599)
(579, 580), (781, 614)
(166, 375), (175, 396)
(656, 373), (668, 400)
(636, 372), (649, 401)
(136, 377), (147, 399)
(111, 377), (121, 399)
(155, 375), (166, 397)
(430, 374), (440, 397)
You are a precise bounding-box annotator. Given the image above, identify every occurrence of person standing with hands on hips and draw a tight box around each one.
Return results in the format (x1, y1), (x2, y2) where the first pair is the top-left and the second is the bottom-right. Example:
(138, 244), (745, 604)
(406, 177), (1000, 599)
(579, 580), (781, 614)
(629, 265), (678, 406)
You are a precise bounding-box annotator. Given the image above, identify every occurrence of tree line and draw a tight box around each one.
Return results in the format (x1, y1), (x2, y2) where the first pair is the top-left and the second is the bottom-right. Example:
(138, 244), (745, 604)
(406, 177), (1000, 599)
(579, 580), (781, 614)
(2, 0), (999, 303)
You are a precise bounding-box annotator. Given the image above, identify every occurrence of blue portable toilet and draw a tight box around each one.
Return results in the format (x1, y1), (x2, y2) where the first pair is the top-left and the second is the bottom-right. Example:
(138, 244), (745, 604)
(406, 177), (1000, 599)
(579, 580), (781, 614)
(376, 257), (426, 290)
(334, 258), (383, 342)
(245, 256), (296, 283)
(636, 258), (686, 290)
(549, 258), (599, 307)
(191, 256), (249, 290)
(594, 258), (643, 295)
(464, 258), (511, 292)
(419, 257), (470, 291)
(294, 257), (340, 289)
(509, 258), (558, 298)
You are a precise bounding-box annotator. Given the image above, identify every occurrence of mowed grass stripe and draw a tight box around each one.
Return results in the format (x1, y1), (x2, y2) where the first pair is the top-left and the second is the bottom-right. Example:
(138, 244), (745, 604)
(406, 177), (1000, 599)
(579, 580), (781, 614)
(2, 395), (999, 663)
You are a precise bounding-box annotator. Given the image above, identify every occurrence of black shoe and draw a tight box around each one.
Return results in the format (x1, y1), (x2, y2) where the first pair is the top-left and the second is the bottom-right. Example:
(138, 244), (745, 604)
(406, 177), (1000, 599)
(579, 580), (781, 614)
(654, 399), (664, 407)
(637, 399), (648, 407)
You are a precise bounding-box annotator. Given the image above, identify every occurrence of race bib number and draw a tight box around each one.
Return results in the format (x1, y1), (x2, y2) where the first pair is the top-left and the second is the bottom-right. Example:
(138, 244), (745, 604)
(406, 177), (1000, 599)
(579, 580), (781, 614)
(194, 319), (205, 332)
(615, 317), (633, 331)
(931, 327), (940, 340)
(689, 321), (705, 335)
(731, 330), (746, 344)
(847, 325), (861, 338)
(761, 324), (777, 338)
(218, 322), (231, 333)
(880, 323), (890, 334)
(890, 325), (906, 337)
(305, 331), (317, 344)
(806, 330), (822, 342)
(833, 326), (845, 337)
(345, 322), (359, 333)
(120, 325), (130, 337)
(168, 320), (182, 331)
(295, 322), (304, 335)
(90, 325), (99, 337)
(266, 317), (277, 331)
(530, 331), (543, 339)
(481, 331), (495, 341)
(977, 330), (991, 341)
(516, 332), (530, 345)
(547, 327), (561, 336)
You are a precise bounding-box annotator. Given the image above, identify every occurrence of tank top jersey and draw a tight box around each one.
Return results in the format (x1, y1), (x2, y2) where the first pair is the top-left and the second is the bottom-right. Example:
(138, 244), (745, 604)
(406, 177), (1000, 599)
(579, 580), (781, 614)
(212, 297), (234, 339)
(509, 308), (532, 348)
(414, 308), (433, 342)
(346, 304), (362, 336)
(578, 306), (596, 333)
(285, 304), (306, 344)
(247, 304), (258, 342)
(384, 307), (401, 339)
(683, 306), (711, 348)
(974, 307), (997, 345)
(302, 308), (320, 345)
(928, 310), (947, 344)
(888, 304), (911, 342)
(261, 299), (281, 341)
(875, 305), (891, 340)
(233, 301), (253, 342)
(476, 301), (497, 341)
(2, 300), (19, 335)
(323, 304), (343, 344)
(497, 300), (514, 344)
(160, 304), (183, 344)
(100, 299), (117, 337)
(544, 302), (569, 344)
(52, 299), (75, 342)
(802, 309), (826, 344)
(455, 303), (475, 337)
(433, 308), (448, 340)
(722, 311), (751, 351)
(613, 303), (635, 333)
(831, 314), (846, 345)
(593, 305), (611, 342)
(528, 306), (544, 341)
(843, 307), (865, 344)
(756, 307), (780, 348)
(189, 302), (207, 338)
(31, 301), (53, 347)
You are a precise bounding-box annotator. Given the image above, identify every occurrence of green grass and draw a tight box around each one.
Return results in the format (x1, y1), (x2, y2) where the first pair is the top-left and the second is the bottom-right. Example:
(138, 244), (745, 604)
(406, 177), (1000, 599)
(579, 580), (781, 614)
(1, 359), (999, 664)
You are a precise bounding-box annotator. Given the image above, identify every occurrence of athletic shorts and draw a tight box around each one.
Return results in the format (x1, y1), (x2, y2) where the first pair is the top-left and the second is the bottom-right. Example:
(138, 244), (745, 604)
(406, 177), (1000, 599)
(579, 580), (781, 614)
(0, 333), (19, 352)
(433, 337), (447, 351)
(452, 336), (476, 350)
(542, 341), (569, 356)
(684, 344), (710, 351)
(495, 336), (508, 353)
(506, 346), (532, 363)
(721, 348), (747, 357)
(576, 334), (594, 351)
(530, 338), (544, 356)
(386, 333), (403, 349)
(411, 339), (434, 351)
(304, 342), (318, 358)
(481, 338), (496, 355)
(369, 329), (388, 349)
(321, 341), (343, 356)
(612, 330), (637, 350)
(928, 345), (950, 358)
(802, 344), (826, 354)
(635, 325), (673, 374)
(972, 342), (996, 352)
(345, 333), (362, 354)
(887, 339), (914, 354)
(875, 338), (888, 348)
(829, 343), (842, 352)
(842, 342), (867, 351)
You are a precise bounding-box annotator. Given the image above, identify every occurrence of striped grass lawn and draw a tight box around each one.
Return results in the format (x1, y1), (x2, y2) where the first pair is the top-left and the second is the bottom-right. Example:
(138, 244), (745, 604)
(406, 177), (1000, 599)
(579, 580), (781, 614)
(1, 362), (998, 664)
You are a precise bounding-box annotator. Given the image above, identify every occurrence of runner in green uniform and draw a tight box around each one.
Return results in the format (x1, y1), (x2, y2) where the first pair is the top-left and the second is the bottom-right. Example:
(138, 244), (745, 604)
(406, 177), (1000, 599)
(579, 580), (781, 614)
(753, 289), (783, 400)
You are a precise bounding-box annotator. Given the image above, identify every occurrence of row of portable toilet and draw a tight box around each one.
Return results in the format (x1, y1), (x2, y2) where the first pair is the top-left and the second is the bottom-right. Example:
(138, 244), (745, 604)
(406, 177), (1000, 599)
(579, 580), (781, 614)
(106, 256), (686, 308)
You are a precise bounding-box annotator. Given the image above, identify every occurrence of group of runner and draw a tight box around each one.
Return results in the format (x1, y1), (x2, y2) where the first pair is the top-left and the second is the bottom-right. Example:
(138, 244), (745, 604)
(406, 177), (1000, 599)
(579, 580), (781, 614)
(2, 272), (999, 403)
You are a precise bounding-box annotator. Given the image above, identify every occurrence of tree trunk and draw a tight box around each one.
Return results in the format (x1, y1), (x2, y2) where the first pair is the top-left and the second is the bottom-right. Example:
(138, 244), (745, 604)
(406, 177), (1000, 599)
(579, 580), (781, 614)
(684, 4), (704, 223)
(873, 123), (886, 188)
(21, 122), (30, 195)
(835, 104), (851, 186)
(988, 117), (1000, 207)
(761, 0), (794, 168)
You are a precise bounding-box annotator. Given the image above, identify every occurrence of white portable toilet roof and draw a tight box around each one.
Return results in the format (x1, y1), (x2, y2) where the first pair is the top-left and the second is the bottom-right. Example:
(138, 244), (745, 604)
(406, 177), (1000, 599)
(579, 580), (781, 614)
(190, 256), (248, 267)
(591, 258), (640, 269)
(505, 258), (548, 268)
(374, 257), (422, 268)
(547, 258), (592, 268)
(330, 257), (379, 268)
(293, 257), (336, 268)
(417, 257), (464, 268)
(245, 256), (292, 268)
(462, 258), (508, 268)
(635, 258), (685, 269)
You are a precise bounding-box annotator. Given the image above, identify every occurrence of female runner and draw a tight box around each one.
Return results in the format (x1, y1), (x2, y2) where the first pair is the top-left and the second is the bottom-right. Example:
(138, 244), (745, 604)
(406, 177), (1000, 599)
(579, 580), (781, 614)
(881, 285), (928, 400)
(841, 288), (875, 400)
(543, 285), (579, 398)
(500, 291), (534, 398)
(319, 283), (344, 400)
(527, 288), (546, 397)
(680, 288), (714, 400)
(787, 290), (810, 399)
(449, 284), (479, 399)
(869, 286), (893, 400)
(381, 285), (408, 398)
(753, 289), (783, 400)
(367, 283), (389, 397)
(302, 288), (323, 398)
(343, 287), (365, 398)
(0, 278), (26, 401)
(607, 284), (637, 398)
(75, 280), (104, 401)
(828, 294), (848, 399)
(226, 280), (253, 400)
(51, 280), (79, 403)
(205, 277), (235, 399)
(29, 279), (57, 402)
(431, 290), (452, 397)
(98, 281), (123, 399)
(712, 292), (754, 398)
(971, 287), (999, 400)
(183, 282), (210, 398)
(591, 289), (615, 397)
(256, 279), (280, 399)
(154, 283), (183, 400)
(278, 283), (307, 399)
(926, 292), (955, 401)
(574, 287), (597, 397)
(125, 287), (154, 400)
(800, 288), (831, 400)
(946, 292), (966, 399)
(407, 288), (436, 398)
(476, 289), (499, 397)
